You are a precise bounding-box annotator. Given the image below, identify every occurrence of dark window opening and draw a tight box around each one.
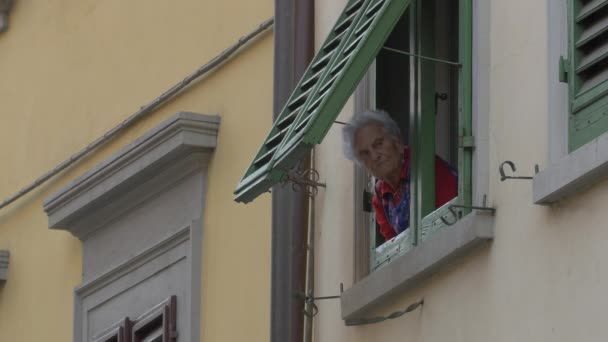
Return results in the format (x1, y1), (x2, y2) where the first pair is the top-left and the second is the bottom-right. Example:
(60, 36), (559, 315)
(373, 0), (460, 247)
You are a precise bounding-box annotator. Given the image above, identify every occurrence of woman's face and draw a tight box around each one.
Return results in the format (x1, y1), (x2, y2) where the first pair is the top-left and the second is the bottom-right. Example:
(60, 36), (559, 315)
(353, 122), (404, 180)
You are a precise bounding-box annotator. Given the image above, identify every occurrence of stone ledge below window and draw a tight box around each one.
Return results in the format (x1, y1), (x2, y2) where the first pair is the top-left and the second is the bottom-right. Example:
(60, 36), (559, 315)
(534, 132), (608, 205)
(340, 213), (494, 321)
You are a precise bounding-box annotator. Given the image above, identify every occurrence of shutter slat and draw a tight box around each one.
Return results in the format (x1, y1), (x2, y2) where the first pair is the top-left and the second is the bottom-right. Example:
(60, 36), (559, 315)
(311, 50), (336, 72)
(266, 127), (290, 148)
(345, 0), (365, 15)
(335, 12), (358, 35)
(576, 14), (608, 47)
(287, 88), (313, 111)
(580, 66), (608, 93)
(323, 31), (348, 53)
(277, 108), (302, 129)
(577, 0), (608, 22)
(576, 43), (608, 73)
(330, 55), (350, 76)
(365, 0), (386, 17)
(305, 93), (326, 114)
(253, 146), (279, 167)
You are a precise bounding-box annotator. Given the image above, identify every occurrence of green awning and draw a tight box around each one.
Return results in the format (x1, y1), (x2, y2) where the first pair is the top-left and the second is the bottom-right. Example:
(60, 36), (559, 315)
(234, 0), (411, 203)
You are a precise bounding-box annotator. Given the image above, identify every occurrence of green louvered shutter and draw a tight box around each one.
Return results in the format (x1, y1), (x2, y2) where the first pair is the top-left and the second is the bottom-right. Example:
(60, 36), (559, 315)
(568, 0), (608, 151)
(235, 0), (411, 203)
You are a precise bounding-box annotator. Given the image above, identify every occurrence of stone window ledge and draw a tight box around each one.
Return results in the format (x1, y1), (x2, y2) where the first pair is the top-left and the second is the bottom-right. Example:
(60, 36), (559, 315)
(534, 132), (608, 205)
(340, 213), (494, 321)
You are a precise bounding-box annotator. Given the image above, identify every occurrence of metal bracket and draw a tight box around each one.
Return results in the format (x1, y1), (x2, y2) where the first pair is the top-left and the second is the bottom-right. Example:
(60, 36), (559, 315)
(286, 167), (326, 198)
(440, 195), (495, 226)
(459, 135), (475, 149)
(435, 92), (448, 114)
(345, 299), (424, 326)
(499, 160), (539, 181)
(559, 56), (569, 83)
(297, 291), (341, 318)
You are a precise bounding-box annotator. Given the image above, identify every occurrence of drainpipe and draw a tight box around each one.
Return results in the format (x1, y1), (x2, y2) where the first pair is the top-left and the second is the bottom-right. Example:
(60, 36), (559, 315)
(0, 0), (14, 33)
(271, 1), (314, 342)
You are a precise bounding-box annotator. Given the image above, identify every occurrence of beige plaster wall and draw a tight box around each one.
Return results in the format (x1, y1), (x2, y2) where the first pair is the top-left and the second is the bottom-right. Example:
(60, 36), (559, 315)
(0, 1), (273, 341)
(312, 0), (608, 341)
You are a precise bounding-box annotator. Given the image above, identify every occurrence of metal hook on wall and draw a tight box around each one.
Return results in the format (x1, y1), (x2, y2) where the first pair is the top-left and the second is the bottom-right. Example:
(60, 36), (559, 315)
(440, 206), (460, 226)
(499, 160), (539, 181)
(440, 195), (496, 226)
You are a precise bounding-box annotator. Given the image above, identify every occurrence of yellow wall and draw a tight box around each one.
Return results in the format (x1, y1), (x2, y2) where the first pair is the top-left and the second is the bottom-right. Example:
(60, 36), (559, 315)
(0, 0), (273, 341)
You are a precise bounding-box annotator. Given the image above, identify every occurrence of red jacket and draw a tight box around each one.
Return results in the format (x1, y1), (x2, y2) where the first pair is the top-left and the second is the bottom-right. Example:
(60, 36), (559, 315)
(372, 148), (457, 241)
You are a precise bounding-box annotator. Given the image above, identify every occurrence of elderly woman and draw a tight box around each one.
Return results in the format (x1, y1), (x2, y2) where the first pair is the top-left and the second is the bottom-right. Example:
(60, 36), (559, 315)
(342, 110), (457, 242)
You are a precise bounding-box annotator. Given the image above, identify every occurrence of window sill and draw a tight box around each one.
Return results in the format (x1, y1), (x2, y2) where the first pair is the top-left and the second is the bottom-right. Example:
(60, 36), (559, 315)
(534, 132), (608, 204)
(340, 213), (494, 321)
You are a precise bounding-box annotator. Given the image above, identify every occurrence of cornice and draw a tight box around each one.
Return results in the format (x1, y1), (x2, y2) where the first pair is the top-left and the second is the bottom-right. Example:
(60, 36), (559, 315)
(43, 112), (219, 239)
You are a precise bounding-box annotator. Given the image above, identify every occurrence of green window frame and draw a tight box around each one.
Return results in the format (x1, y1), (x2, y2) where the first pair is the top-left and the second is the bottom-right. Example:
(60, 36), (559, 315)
(370, 0), (473, 270)
(565, 0), (608, 151)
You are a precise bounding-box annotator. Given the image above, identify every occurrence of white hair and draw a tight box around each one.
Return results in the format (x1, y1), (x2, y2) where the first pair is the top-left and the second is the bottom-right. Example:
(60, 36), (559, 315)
(341, 110), (402, 162)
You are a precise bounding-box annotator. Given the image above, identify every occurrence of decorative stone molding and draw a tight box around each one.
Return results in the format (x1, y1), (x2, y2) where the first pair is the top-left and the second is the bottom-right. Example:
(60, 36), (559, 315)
(43, 112), (216, 341)
(0, 250), (8, 283)
(43, 112), (220, 239)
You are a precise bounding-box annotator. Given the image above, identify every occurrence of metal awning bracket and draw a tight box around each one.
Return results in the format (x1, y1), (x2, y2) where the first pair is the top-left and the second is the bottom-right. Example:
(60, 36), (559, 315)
(285, 166), (326, 198)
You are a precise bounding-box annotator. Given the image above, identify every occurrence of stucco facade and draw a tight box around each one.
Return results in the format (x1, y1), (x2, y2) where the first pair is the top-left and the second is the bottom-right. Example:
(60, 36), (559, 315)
(310, 0), (608, 341)
(5, 0), (608, 341)
(0, 1), (273, 341)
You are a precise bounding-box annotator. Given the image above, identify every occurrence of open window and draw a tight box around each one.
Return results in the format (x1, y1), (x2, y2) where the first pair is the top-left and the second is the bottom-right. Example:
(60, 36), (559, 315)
(233, 0), (472, 271)
(367, 0), (472, 270)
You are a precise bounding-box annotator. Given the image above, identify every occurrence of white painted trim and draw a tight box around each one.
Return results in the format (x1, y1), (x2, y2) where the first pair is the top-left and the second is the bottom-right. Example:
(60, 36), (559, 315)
(472, 0), (491, 206)
(189, 219), (203, 342)
(75, 221), (203, 342)
(75, 224), (190, 341)
(75, 226), (191, 297)
(534, 133), (608, 203)
(547, 0), (569, 163)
